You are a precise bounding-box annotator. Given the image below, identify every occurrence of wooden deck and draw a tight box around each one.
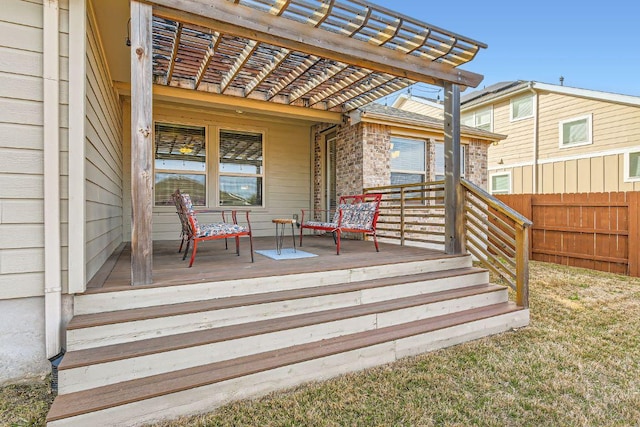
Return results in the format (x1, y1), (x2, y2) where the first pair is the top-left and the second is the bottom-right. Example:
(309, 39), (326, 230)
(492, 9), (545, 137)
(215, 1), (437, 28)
(86, 235), (448, 293)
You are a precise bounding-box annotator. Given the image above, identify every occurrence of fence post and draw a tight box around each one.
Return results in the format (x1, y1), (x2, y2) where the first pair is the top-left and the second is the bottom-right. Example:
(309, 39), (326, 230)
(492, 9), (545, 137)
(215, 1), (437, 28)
(629, 192), (640, 277)
(400, 187), (406, 245)
(515, 224), (530, 308)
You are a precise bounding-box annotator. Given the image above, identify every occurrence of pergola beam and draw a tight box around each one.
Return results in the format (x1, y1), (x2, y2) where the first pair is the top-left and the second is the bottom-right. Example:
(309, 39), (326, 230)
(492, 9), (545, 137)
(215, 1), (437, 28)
(165, 22), (182, 84)
(151, 0), (484, 88)
(288, 62), (348, 104)
(244, 48), (290, 96)
(309, 68), (372, 106)
(220, 40), (258, 93)
(267, 55), (320, 100)
(194, 31), (221, 89)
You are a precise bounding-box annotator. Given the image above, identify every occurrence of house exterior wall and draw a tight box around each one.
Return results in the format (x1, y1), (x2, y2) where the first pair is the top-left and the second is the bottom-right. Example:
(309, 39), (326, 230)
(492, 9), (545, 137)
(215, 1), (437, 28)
(0, 0), (70, 383)
(394, 97), (444, 119)
(85, 3), (124, 281)
(122, 102), (314, 240)
(311, 120), (490, 211)
(480, 89), (640, 194)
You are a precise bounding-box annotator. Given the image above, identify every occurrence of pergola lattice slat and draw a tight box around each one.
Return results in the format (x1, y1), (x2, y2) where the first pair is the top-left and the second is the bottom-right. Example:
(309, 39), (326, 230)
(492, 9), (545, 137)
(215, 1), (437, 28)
(150, 0), (487, 111)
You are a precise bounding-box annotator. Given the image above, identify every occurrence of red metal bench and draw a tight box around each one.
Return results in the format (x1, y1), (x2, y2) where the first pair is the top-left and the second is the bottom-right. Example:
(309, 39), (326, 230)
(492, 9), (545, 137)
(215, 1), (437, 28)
(172, 189), (254, 267)
(299, 193), (382, 255)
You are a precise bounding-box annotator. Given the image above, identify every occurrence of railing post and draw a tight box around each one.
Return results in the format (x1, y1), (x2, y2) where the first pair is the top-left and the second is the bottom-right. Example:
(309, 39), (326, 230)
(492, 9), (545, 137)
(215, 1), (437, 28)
(400, 187), (406, 245)
(515, 224), (530, 308)
(444, 82), (463, 254)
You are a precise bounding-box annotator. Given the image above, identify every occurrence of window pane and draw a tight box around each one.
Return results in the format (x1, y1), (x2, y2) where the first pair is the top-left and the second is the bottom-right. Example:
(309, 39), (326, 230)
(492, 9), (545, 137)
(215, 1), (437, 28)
(390, 138), (425, 172)
(491, 174), (510, 194)
(476, 109), (491, 131)
(391, 172), (424, 186)
(562, 119), (588, 145)
(220, 176), (262, 206)
(154, 123), (206, 172)
(220, 130), (263, 174)
(512, 95), (533, 119)
(630, 152), (640, 178)
(461, 114), (474, 127)
(155, 173), (206, 206)
(435, 143), (465, 177)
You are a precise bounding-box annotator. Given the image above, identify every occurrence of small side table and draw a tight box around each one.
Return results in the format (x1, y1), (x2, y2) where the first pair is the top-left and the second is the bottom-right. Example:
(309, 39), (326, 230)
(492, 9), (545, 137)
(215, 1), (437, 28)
(272, 218), (297, 255)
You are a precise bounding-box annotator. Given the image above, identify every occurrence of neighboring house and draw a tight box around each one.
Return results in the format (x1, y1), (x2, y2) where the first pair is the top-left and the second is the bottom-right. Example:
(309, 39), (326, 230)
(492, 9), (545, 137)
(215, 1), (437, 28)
(1, 1), (531, 425)
(395, 81), (640, 195)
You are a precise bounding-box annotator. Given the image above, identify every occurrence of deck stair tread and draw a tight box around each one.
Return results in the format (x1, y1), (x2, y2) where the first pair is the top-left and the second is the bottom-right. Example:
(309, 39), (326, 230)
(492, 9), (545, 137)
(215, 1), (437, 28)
(68, 267), (485, 329)
(60, 282), (504, 370)
(47, 302), (522, 422)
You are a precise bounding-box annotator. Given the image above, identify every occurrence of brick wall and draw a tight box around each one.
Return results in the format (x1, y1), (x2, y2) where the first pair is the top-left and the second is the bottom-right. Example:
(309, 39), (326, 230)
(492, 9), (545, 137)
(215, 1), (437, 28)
(466, 138), (488, 189)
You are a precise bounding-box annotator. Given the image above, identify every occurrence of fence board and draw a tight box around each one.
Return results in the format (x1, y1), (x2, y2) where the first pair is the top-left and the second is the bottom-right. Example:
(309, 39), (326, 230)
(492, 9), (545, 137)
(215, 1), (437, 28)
(496, 192), (639, 277)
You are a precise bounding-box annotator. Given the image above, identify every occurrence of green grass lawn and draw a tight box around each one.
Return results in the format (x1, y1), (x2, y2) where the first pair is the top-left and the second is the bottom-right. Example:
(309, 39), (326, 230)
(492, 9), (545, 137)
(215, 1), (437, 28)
(2, 261), (639, 426)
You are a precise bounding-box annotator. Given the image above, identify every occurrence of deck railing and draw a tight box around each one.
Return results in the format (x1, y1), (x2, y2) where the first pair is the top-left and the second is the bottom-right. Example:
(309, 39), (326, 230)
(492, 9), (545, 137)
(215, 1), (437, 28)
(364, 179), (532, 308)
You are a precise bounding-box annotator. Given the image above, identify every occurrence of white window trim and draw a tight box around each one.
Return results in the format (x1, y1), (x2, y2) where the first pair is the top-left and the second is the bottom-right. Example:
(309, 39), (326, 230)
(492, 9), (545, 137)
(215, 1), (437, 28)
(510, 94), (534, 122)
(217, 127), (266, 208)
(490, 171), (512, 195)
(558, 114), (593, 149)
(390, 136), (427, 180)
(434, 142), (466, 179)
(624, 150), (640, 182)
(462, 106), (493, 132)
(153, 120), (209, 207)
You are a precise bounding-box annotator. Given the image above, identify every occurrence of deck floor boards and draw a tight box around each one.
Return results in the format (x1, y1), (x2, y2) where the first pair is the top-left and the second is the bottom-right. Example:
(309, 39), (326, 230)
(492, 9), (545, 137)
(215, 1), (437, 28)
(86, 236), (449, 292)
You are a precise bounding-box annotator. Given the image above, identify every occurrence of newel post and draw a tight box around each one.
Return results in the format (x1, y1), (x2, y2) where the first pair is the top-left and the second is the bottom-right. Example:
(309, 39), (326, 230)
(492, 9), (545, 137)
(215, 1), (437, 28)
(130, 0), (153, 285)
(515, 224), (530, 308)
(443, 82), (464, 254)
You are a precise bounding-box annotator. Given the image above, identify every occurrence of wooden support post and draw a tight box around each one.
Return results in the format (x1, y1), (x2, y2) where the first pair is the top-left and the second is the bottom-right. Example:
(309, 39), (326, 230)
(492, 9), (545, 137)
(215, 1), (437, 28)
(400, 187), (406, 245)
(628, 192), (640, 277)
(130, 1), (153, 285)
(443, 82), (463, 254)
(515, 224), (530, 308)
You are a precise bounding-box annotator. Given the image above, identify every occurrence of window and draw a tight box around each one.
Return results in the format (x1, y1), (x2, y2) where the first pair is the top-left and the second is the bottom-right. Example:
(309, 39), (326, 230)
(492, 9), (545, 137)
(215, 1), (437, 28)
(490, 172), (511, 194)
(625, 151), (640, 182)
(434, 142), (466, 180)
(559, 114), (592, 148)
(510, 94), (533, 121)
(154, 123), (207, 206)
(219, 130), (264, 206)
(461, 106), (492, 131)
(390, 137), (426, 185)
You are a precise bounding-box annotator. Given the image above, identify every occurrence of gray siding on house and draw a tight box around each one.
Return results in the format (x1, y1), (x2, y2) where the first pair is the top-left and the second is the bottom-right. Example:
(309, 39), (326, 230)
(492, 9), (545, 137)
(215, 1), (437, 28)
(85, 7), (123, 281)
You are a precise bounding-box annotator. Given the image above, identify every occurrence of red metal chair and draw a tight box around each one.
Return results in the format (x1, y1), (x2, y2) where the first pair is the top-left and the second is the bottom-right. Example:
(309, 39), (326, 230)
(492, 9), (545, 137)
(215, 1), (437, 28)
(299, 193), (382, 255)
(172, 189), (254, 267)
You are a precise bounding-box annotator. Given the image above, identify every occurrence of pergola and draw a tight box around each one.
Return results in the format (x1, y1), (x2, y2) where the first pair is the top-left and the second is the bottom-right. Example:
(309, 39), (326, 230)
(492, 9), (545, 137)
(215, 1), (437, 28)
(129, 0), (488, 284)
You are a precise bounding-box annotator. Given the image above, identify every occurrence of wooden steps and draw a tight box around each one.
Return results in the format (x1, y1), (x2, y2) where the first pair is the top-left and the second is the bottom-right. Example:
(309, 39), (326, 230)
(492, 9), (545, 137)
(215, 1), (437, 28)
(47, 255), (529, 426)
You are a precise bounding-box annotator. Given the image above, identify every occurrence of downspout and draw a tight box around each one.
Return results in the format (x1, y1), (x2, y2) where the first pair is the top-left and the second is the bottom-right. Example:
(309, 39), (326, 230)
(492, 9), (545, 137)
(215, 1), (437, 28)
(529, 83), (539, 193)
(43, 0), (62, 359)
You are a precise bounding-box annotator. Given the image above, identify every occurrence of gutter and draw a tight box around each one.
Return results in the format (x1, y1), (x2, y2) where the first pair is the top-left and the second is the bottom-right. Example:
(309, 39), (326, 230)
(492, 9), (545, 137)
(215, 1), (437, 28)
(43, 0), (62, 359)
(529, 83), (539, 193)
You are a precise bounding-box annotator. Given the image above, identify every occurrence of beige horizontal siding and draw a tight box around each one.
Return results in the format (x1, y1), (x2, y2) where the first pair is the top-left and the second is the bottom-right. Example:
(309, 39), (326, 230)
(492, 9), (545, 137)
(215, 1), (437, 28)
(84, 5), (123, 283)
(396, 98), (444, 119)
(122, 103), (313, 241)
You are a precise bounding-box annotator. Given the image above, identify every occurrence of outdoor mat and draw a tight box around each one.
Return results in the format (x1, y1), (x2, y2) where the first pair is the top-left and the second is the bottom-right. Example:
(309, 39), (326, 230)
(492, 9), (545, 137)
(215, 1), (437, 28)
(255, 248), (317, 260)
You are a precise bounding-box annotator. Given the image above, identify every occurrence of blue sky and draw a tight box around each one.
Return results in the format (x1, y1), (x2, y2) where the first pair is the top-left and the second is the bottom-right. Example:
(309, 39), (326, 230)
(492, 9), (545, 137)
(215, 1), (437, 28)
(372, 0), (640, 102)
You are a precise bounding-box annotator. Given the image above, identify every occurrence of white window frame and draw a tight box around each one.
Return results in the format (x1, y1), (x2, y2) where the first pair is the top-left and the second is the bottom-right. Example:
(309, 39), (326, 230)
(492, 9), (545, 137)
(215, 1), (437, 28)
(510, 94), (534, 122)
(153, 121), (208, 207)
(217, 128), (266, 208)
(461, 106), (493, 132)
(624, 150), (640, 182)
(390, 136), (427, 185)
(490, 171), (511, 195)
(558, 114), (592, 149)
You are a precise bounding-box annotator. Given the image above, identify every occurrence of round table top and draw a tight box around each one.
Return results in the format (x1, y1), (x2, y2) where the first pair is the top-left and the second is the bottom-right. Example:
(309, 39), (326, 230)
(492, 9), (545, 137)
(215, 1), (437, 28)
(272, 218), (297, 224)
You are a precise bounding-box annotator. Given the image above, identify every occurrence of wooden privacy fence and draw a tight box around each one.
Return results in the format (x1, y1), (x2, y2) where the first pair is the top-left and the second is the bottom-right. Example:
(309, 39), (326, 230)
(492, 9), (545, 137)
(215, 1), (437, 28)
(495, 192), (640, 277)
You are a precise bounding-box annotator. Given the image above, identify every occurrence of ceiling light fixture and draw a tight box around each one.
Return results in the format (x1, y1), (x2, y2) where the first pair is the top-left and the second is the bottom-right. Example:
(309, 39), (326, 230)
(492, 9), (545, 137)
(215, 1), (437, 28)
(179, 146), (193, 154)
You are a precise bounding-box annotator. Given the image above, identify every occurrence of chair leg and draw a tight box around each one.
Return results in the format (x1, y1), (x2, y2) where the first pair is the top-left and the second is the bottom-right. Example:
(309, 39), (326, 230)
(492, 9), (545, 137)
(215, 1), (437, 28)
(235, 236), (240, 256)
(178, 235), (184, 253)
(336, 230), (341, 255)
(299, 227), (304, 247)
(182, 240), (191, 261)
(188, 240), (198, 267)
(248, 233), (254, 262)
(373, 232), (379, 252)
